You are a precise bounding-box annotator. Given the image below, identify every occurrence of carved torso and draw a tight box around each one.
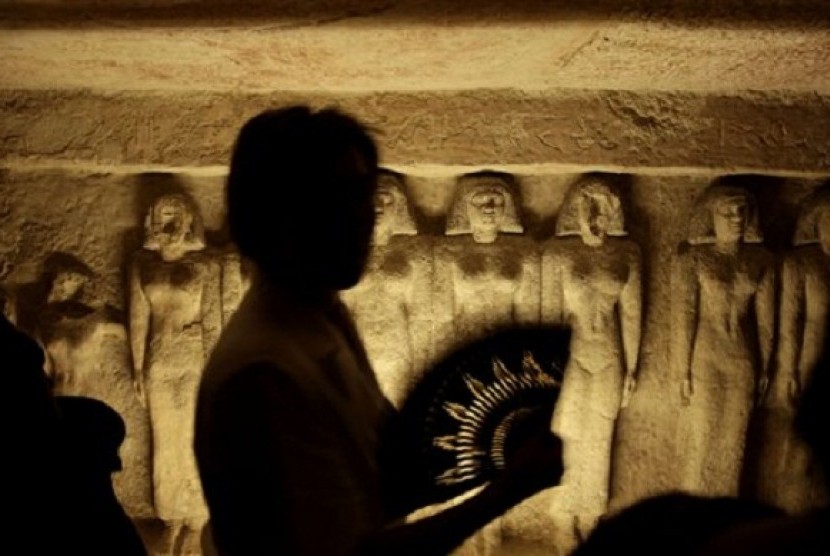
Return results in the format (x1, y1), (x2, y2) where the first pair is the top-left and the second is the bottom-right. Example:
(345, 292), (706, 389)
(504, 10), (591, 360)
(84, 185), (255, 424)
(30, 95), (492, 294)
(687, 244), (773, 362)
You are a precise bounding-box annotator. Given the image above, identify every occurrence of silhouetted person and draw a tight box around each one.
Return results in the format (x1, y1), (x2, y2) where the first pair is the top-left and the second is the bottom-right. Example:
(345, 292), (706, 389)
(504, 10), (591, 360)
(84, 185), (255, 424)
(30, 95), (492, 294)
(3, 313), (146, 554)
(195, 106), (564, 555)
(56, 396), (147, 555)
(3, 311), (65, 552)
(570, 492), (782, 556)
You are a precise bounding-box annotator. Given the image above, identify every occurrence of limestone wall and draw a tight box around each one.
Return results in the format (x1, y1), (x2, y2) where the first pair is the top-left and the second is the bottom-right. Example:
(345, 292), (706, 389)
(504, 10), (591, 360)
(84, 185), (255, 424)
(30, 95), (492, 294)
(2, 151), (828, 552)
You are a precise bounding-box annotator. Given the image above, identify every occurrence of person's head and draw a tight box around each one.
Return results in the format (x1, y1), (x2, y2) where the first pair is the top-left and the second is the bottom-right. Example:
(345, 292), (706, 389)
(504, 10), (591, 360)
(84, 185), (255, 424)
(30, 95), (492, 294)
(446, 172), (523, 244)
(687, 182), (762, 246)
(143, 193), (205, 260)
(556, 175), (626, 246)
(227, 106), (379, 292)
(373, 170), (417, 246)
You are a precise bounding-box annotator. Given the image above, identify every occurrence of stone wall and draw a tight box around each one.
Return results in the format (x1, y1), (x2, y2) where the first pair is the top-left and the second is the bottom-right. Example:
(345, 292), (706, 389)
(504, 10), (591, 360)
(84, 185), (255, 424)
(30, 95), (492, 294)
(2, 153), (828, 552)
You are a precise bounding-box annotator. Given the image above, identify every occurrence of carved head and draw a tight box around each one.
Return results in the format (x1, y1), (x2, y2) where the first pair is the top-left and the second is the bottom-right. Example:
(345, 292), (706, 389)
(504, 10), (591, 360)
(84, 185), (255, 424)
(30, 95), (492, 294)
(687, 184), (762, 245)
(556, 175), (627, 246)
(43, 254), (95, 304)
(142, 193), (205, 257)
(794, 189), (830, 254)
(446, 173), (523, 244)
(374, 170), (417, 246)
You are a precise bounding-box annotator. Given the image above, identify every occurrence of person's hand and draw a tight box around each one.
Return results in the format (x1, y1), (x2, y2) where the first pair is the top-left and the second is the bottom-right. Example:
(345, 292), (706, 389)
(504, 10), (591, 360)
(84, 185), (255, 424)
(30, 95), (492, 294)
(757, 375), (770, 406)
(134, 380), (148, 409)
(498, 425), (564, 501)
(621, 373), (637, 409)
(787, 377), (801, 407)
(681, 378), (693, 405)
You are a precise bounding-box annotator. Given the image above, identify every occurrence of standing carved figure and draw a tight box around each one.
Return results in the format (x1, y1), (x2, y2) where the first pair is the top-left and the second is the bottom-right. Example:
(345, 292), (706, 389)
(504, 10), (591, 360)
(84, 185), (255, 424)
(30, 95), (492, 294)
(542, 175), (641, 537)
(761, 188), (830, 510)
(672, 183), (774, 496)
(435, 172), (539, 356)
(341, 170), (431, 407)
(128, 193), (221, 550)
(36, 254), (153, 517)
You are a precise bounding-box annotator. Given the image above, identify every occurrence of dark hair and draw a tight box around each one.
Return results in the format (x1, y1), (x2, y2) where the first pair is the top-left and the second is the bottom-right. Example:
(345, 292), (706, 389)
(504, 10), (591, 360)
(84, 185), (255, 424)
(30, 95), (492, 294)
(226, 106), (378, 262)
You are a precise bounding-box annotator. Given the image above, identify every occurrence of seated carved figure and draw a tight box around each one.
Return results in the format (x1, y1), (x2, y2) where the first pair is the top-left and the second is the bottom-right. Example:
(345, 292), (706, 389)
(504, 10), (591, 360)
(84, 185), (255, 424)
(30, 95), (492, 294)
(341, 169), (431, 407)
(542, 174), (642, 540)
(671, 181), (774, 497)
(128, 192), (221, 550)
(435, 172), (539, 357)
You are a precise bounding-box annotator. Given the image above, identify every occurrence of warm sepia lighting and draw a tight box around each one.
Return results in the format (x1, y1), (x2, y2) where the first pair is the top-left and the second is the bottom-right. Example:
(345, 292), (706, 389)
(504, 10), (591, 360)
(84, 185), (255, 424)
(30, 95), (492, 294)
(2, 1), (829, 554)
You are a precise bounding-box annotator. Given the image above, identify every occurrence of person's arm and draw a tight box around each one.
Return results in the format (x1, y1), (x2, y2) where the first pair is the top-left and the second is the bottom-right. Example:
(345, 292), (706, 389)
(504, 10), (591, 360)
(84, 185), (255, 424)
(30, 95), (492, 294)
(127, 255), (149, 408)
(619, 244), (643, 409)
(778, 254), (805, 406)
(671, 248), (698, 403)
(754, 257), (776, 404)
(540, 244), (565, 325)
(362, 426), (563, 556)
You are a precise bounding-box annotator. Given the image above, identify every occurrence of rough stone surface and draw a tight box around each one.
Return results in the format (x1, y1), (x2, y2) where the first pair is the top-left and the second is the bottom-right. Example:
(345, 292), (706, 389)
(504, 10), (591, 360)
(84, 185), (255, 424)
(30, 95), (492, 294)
(2, 2), (829, 94)
(3, 89), (830, 172)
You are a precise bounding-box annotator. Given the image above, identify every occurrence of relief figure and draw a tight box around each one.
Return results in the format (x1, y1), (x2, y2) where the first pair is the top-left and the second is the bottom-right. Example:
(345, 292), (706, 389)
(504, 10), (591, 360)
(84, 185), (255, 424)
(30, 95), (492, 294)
(435, 172), (539, 356)
(671, 183), (774, 496)
(128, 193), (221, 544)
(36, 253), (153, 517)
(542, 175), (641, 536)
(341, 170), (432, 407)
(758, 188), (830, 511)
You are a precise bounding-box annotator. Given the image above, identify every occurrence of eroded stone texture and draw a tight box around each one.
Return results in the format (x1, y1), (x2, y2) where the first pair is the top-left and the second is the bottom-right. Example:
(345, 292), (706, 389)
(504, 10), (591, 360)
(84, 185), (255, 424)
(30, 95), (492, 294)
(341, 170), (432, 407)
(543, 174), (642, 544)
(671, 181), (775, 497)
(128, 193), (220, 543)
(2, 90), (830, 173)
(34, 253), (153, 517)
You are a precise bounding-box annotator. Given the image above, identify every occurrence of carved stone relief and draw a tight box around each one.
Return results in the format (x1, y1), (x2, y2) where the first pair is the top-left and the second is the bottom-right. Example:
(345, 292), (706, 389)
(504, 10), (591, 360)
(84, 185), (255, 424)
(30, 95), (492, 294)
(341, 170), (432, 407)
(128, 193), (221, 539)
(435, 172), (540, 356)
(671, 182), (775, 497)
(6, 166), (830, 555)
(756, 187), (830, 511)
(543, 174), (642, 538)
(33, 253), (154, 517)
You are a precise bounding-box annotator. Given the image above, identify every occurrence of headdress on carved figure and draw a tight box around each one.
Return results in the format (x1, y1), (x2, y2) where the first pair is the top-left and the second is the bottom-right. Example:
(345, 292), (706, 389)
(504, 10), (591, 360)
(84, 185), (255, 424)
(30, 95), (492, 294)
(143, 193), (206, 252)
(445, 172), (523, 236)
(555, 174), (627, 237)
(377, 169), (417, 236)
(687, 183), (763, 245)
(794, 186), (830, 246)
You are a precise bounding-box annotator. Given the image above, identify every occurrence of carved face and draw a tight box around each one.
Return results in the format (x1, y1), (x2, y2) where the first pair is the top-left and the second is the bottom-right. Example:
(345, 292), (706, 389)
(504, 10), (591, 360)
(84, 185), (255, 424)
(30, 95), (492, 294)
(151, 198), (192, 248)
(577, 191), (614, 247)
(48, 270), (88, 303)
(467, 187), (506, 242)
(374, 185), (396, 228)
(818, 208), (830, 255)
(712, 196), (748, 243)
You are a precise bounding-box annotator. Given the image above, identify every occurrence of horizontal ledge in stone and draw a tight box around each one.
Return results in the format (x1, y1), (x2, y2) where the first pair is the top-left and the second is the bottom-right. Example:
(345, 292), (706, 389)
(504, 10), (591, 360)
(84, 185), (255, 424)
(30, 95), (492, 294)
(2, 88), (830, 172)
(2, 160), (829, 181)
